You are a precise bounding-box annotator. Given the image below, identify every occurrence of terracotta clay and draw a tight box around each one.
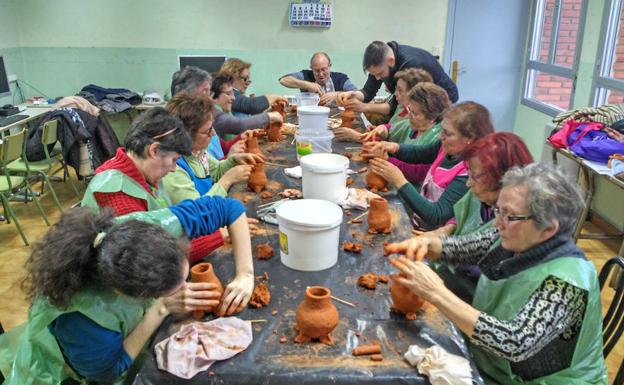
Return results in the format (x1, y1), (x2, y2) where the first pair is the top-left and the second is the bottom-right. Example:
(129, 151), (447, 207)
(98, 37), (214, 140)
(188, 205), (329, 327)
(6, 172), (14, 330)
(343, 151), (353, 159)
(378, 274), (389, 284)
(272, 101), (287, 118)
(366, 169), (388, 192)
(249, 283), (271, 308)
(357, 273), (378, 290)
(246, 136), (262, 155)
(352, 344), (382, 356)
(341, 109), (356, 128)
(190, 263), (223, 319)
(343, 241), (363, 253)
(390, 273), (425, 320)
(267, 121), (283, 142)
(294, 286), (339, 345)
(248, 163), (267, 193)
(370, 354), (384, 362)
(346, 177), (353, 187)
(368, 197), (391, 234)
(260, 191), (273, 199)
(256, 243), (274, 260)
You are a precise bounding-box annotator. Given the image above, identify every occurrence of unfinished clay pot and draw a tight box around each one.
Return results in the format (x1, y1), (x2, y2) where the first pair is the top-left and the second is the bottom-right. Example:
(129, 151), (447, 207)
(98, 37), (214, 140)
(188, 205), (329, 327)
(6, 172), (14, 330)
(267, 121), (283, 142)
(190, 262), (224, 319)
(341, 109), (356, 128)
(246, 136), (262, 155)
(368, 197), (391, 234)
(256, 243), (274, 260)
(366, 169), (388, 193)
(272, 101), (287, 118)
(294, 286), (339, 345)
(248, 163), (267, 193)
(249, 283), (271, 308)
(390, 273), (424, 320)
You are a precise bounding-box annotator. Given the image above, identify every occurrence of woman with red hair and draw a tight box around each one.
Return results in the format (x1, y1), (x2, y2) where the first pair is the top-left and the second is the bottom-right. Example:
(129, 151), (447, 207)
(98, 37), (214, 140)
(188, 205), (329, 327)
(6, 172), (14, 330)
(395, 132), (533, 302)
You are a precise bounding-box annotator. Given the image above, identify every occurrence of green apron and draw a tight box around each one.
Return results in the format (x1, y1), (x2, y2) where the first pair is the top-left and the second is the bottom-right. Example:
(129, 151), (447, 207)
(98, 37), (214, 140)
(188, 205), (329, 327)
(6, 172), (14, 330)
(453, 189), (494, 236)
(0, 287), (151, 385)
(388, 121), (441, 146)
(471, 257), (607, 385)
(388, 105), (409, 126)
(80, 169), (184, 237)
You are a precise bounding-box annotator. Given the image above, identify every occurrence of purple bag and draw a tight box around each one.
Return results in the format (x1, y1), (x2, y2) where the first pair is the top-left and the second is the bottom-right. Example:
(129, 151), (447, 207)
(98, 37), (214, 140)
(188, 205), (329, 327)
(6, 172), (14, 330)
(569, 126), (624, 163)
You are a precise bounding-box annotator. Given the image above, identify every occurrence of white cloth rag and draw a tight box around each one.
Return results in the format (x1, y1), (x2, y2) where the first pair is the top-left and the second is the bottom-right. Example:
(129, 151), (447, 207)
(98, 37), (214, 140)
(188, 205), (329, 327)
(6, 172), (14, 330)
(155, 317), (253, 379)
(404, 345), (473, 385)
(284, 165), (302, 179)
(338, 188), (381, 210)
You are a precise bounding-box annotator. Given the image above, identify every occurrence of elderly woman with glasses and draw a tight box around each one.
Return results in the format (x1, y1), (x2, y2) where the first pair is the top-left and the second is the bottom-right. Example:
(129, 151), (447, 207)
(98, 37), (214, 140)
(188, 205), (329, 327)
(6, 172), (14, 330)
(363, 101), (494, 230)
(220, 58), (286, 116)
(386, 163), (607, 384)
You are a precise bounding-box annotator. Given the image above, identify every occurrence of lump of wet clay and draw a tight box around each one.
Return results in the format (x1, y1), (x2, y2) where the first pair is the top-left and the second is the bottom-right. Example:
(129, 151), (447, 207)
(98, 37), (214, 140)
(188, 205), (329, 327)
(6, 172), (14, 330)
(256, 243), (274, 260)
(357, 273), (378, 290)
(370, 354), (383, 362)
(249, 283), (271, 308)
(343, 241), (363, 253)
(352, 344), (382, 356)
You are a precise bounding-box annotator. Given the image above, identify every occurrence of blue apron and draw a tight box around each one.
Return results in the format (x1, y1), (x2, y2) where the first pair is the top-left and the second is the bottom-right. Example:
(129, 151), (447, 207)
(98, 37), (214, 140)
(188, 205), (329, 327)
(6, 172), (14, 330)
(207, 135), (224, 160)
(176, 156), (213, 195)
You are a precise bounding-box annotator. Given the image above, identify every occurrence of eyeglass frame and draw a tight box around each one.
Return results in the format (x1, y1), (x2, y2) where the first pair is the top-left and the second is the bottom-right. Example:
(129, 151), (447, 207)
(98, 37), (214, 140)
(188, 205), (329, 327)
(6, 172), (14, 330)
(493, 206), (534, 224)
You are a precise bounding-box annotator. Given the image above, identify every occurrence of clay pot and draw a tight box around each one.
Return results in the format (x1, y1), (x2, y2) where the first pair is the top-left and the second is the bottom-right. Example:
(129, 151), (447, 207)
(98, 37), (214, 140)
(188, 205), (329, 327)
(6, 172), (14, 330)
(390, 274), (424, 320)
(366, 169), (387, 192)
(248, 163), (267, 193)
(368, 197), (391, 234)
(294, 286), (339, 345)
(246, 136), (262, 155)
(341, 110), (356, 128)
(190, 262), (224, 319)
(267, 121), (283, 142)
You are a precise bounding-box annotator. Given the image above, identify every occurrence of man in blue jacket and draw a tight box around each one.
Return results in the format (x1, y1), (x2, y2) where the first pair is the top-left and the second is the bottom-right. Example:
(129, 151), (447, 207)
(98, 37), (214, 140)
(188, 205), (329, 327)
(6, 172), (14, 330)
(279, 52), (358, 106)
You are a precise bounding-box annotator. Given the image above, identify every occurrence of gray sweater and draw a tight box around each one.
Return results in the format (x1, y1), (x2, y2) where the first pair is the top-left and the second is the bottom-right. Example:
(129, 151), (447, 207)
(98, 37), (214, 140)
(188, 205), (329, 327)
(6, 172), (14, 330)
(213, 109), (269, 137)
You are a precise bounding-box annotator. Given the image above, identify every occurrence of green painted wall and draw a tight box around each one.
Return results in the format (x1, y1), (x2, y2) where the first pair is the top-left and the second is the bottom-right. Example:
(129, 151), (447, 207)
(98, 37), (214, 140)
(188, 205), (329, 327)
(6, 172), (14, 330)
(0, 1), (23, 105)
(513, 0), (624, 230)
(2, 0), (449, 101)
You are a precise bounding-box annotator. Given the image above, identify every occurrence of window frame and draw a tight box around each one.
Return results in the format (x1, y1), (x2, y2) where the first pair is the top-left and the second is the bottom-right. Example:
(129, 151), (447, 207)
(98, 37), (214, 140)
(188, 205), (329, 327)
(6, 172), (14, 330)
(521, 0), (587, 116)
(591, 0), (624, 106)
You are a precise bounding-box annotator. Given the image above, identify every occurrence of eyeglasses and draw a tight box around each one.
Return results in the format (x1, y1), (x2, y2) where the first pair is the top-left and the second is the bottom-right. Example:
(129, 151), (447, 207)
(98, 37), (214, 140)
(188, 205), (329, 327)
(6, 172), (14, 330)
(240, 75), (251, 84)
(406, 105), (420, 118)
(197, 126), (214, 136)
(312, 66), (330, 75)
(467, 170), (486, 183)
(493, 206), (534, 224)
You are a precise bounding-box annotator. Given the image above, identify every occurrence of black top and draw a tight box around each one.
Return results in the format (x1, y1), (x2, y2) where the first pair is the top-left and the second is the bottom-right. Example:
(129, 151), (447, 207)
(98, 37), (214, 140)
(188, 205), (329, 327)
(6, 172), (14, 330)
(360, 41), (459, 114)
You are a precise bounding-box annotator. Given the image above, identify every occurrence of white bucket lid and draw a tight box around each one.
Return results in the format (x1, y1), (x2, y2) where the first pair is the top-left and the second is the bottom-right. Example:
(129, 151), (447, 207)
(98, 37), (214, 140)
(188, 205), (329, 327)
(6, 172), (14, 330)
(297, 105), (330, 115)
(276, 199), (343, 230)
(300, 153), (349, 174)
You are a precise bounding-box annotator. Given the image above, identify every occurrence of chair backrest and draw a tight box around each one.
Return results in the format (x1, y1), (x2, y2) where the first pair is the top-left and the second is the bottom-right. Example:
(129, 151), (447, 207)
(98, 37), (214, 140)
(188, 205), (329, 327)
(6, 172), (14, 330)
(1, 128), (27, 164)
(41, 119), (59, 146)
(599, 256), (624, 357)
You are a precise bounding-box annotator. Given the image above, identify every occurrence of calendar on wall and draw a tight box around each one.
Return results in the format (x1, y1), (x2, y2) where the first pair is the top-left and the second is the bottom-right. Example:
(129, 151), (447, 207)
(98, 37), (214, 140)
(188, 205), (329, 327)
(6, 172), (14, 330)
(289, 1), (332, 28)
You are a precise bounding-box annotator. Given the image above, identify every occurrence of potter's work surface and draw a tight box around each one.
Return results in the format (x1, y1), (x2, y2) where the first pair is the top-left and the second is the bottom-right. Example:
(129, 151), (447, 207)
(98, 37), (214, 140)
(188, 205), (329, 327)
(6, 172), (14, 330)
(132, 110), (484, 385)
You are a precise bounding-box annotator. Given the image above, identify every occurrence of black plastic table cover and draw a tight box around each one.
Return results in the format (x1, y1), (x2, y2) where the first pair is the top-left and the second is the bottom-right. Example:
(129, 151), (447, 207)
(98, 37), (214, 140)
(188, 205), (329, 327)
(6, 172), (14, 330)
(131, 115), (484, 385)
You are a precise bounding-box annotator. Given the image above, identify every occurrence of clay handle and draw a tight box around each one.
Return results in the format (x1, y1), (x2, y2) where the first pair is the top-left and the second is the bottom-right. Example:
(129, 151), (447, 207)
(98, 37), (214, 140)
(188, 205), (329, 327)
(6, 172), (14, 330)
(352, 344), (382, 356)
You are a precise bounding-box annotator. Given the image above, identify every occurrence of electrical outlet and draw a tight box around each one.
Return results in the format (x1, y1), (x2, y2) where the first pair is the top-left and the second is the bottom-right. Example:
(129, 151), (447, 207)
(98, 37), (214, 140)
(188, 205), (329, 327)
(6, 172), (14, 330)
(7, 74), (17, 82)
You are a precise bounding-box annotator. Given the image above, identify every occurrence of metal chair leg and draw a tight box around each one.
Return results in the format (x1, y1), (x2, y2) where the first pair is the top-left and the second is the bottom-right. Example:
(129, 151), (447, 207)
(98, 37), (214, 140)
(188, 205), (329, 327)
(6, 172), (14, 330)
(0, 193), (28, 245)
(24, 182), (49, 226)
(42, 174), (63, 213)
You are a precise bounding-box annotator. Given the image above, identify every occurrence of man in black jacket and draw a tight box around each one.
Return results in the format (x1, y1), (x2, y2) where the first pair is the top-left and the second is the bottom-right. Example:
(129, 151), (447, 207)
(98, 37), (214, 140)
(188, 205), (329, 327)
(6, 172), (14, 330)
(342, 41), (458, 116)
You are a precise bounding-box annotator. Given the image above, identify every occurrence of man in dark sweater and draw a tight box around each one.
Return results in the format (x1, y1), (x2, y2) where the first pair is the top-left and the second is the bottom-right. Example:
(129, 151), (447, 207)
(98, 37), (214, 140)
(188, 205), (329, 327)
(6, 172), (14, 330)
(279, 52), (358, 106)
(342, 41), (458, 116)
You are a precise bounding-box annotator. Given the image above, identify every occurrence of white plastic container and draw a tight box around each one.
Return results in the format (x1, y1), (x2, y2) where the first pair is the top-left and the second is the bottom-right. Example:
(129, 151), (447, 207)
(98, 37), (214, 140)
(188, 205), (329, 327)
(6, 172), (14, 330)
(297, 105), (330, 136)
(296, 92), (320, 106)
(295, 131), (334, 160)
(300, 153), (349, 203)
(275, 199), (343, 271)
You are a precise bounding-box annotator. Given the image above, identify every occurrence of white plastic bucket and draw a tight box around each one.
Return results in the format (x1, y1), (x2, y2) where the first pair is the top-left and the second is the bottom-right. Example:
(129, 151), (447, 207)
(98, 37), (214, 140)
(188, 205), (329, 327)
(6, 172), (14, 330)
(275, 199), (343, 271)
(297, 105), (330, 135)
(296, 92), (320, 106)
(300, 153), (349, 203)
(295, 131), (334, 160)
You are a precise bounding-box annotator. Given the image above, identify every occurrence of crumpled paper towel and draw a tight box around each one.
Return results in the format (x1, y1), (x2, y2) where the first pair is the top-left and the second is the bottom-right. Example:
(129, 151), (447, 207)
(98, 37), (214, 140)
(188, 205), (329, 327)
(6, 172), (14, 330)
(338, 188), (381, 210)
(404, 345), (472, 385)
(284, 166), (302, 179)
(155, 317), (253, 379)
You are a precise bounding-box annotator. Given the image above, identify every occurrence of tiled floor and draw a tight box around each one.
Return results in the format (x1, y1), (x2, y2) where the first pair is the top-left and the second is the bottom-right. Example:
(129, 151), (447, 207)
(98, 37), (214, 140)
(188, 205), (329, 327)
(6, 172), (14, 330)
(0, 171), (622, 383)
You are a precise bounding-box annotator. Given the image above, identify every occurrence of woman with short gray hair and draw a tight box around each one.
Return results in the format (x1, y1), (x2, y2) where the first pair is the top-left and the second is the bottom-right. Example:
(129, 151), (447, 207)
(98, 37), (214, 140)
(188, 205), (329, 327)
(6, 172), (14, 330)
(386, 162), (607, 384)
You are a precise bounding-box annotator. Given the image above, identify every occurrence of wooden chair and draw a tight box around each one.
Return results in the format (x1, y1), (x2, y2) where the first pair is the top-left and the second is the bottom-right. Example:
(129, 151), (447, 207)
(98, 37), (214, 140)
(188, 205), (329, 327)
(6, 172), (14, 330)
(599, 256), (624, 385)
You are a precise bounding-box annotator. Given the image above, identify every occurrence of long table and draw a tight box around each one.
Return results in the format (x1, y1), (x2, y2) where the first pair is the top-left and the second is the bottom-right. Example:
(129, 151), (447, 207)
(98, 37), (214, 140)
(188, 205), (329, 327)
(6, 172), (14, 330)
(131, 116), (484, 385)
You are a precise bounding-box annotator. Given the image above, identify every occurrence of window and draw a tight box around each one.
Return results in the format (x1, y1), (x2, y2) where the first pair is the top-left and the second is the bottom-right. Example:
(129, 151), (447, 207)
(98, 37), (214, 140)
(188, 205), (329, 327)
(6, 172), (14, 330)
(593, 0), (624, 105)
(522, 0), (586, 115)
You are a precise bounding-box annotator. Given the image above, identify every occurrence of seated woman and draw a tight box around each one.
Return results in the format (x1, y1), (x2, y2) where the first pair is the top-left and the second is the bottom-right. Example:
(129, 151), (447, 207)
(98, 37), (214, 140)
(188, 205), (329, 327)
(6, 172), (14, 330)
(211, 73), (282, 146)
(335, 69), (435, 143)
(163, 91), (264, 203)
(386, 163), (607, 384)
(363, 101), (494, 229)
(1, 204), (254, 384)
(82, 108), (225, 262)
(418, 132), (533, 302)
(220, 58), (286, 116)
